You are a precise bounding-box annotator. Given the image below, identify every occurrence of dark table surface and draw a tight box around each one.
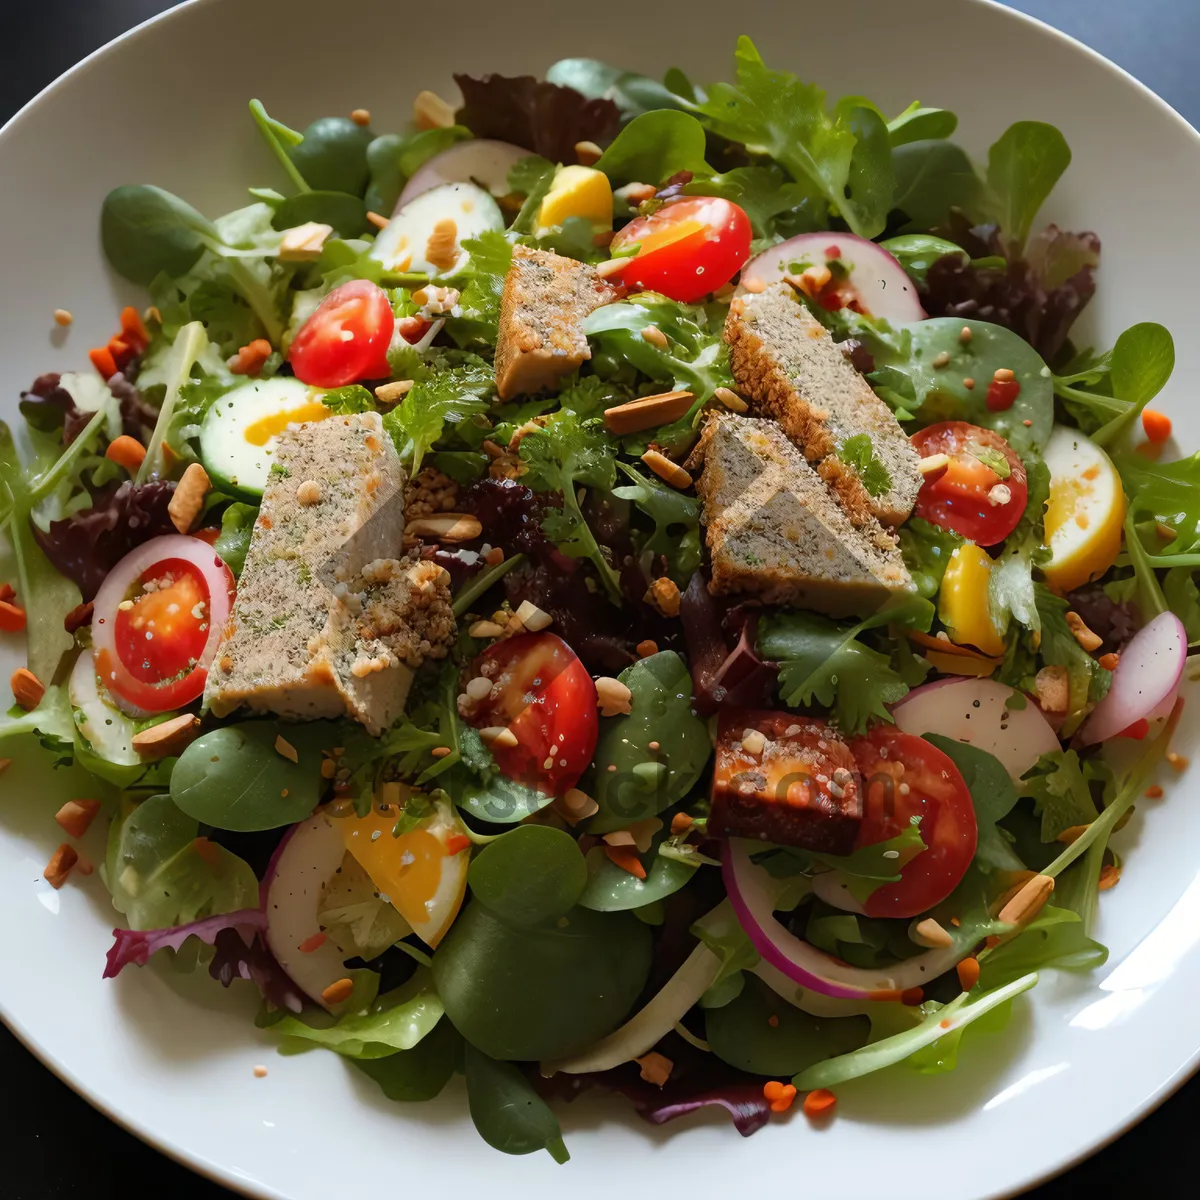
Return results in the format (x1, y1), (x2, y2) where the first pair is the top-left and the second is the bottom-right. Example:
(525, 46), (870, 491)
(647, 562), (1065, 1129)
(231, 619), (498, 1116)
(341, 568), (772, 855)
(4, 1), (1199, 1196)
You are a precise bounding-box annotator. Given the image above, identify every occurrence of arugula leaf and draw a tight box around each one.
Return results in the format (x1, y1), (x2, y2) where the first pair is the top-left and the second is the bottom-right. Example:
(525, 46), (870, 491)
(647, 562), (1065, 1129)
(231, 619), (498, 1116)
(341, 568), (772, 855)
(815, 818), (927, 905)
(595, 110), (711, 186)
(1019, 749), (1100, 843)
(463, 1044), (569, 1163)
(517, 408), (622, 601)
(683, 166), (818, 239)
(383, 362), (493, 474)
(273, 969), (444, 1059)
(979, 903), (1106, 989)
(898, 516), (964, 599)
(757, 595), (934, 736)
(985, 121), (1071, 255)
(445, 231), (513, 347)
(988, 459), (1050, 638)
(612, 460), (702, 584)
(1035, 584), (1111, 718)
(923, 736), (1023, 872)
(695, 37), (892, 238)
(837, 434), (892, 498)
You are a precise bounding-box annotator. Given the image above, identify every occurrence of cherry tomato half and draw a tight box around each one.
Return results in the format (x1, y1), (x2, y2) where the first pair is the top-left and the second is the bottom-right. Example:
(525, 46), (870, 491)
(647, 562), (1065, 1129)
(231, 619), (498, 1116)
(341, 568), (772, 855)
(289, 279), (395, 388)
(848, 726), (978, 920)
(610, 197), (752, 304)
(468, 632), (598, 797)
(911, 421), (1028, 546)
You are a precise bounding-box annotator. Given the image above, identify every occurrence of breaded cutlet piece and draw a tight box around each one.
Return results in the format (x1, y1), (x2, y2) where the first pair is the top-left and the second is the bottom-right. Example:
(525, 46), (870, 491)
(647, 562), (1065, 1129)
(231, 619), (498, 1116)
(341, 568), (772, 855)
(494, 245), (617, 400)
(725, 281), (922, 527)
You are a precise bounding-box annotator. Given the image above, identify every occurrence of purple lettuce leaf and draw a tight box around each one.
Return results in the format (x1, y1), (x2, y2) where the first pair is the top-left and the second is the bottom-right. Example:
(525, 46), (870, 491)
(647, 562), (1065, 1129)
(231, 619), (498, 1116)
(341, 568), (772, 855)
(19, 371), (158, 447)
(208, 927), (309, 1015)
(104, 908), (266, 978)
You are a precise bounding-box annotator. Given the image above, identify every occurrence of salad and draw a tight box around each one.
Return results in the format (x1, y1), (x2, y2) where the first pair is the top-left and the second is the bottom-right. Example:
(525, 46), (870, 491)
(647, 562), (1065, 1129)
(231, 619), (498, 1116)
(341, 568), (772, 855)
(0, 35), (1193, 1162)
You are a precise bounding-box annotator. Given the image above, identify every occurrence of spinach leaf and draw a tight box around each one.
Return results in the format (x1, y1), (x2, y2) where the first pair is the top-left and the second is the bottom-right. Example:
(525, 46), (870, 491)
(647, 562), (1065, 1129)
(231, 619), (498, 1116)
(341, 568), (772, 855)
(464, 1045), (569, 1163)
(171, 721), (330, 831)
(889, 140), (984, 233)
(106, 793), (259, 931)
(354, 1017), (461, 1102)
(468, 825), (587, 926)
(577, 843), (697, 912)
(837, 102), (895, 241)
(897, 516), (965, 599)
(706, 973), (868, 1075)
(879, 234), (967, 286)
(886, 103), (958, 146)
(1091, 323), (1176, 447)
(272, 968), (444, 1059)
(213, 502), (258, 577)
(433, 902), (651, 1060)
(594, 110), (711, 186)
(588, 652), (711, 834)
(286, 116), (374, 197)
(272, 190), (367, 238)
(985, 121), (1071, 255)
(101, 185), (216, 286)
(922, 736), (1024, 872)
(546, 57), (696, 121)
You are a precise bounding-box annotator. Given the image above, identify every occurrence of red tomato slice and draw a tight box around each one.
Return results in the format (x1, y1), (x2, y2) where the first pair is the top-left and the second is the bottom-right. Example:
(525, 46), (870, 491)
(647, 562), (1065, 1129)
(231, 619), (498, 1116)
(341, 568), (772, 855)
(468, 632), (598, 797)
(848, 726), (978, 920)
(92, 535), (235, 714)
(910, 421), (1028, 546)
(610, 197), (752, 304)
(289, 279), (395, 388)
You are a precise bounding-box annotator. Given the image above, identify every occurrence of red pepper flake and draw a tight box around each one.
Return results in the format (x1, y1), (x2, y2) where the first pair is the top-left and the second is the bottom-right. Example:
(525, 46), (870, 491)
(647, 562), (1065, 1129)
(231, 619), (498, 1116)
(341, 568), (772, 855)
(986, 376), (1021, 412)
(1119, 717), (1150, 740)
(939, 1017), (953, 1029)
(445, 833), (472, 855)
(824, 244), (842, 259)
(767, 1014), (780, 1028)
(985, 934), (1002, 950)
(900, 986), (924, 1006)
(950, 916), (961, 927)
(1144, 785), (1164, 799)
(0, 583), (14, 603)
(603, 844), (646, 879)
(801, 1087), (835, 1118)
(298, 932), (328, 953)
(193, 836), (221, 868)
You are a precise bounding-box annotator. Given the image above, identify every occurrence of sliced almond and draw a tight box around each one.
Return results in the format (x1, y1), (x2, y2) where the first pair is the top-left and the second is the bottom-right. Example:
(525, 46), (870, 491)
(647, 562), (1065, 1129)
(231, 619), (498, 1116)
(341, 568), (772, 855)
(279, 221), (334, 262)
(603, 390), (694, 436)
(275, 734), (299, 763)
(714, 386), (748, 413)
(595, 676), (633, 717)
(130, 713), (202, 760)
(918, 453), (951, 477)
(515, 600), (553, 631)
(405, 513), (483, 542)
(414, 90), (456, 131)
(641, 449), (693, 489)
(998, 873), (1055, 926)
(479, 726), (519, 749)
(912, 917), (954, 948)
(375, 379), (414, 405)
(574, 140), (603, 166)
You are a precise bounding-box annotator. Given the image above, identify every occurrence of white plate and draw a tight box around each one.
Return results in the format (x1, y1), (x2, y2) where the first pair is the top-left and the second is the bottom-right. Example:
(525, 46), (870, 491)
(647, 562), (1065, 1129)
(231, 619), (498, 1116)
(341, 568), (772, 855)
(3, 0), (1200, 1196)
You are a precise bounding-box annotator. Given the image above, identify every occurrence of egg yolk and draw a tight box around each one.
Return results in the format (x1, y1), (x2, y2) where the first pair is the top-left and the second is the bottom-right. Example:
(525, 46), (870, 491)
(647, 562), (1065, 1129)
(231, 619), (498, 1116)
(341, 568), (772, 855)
(243, 401), (331, 446)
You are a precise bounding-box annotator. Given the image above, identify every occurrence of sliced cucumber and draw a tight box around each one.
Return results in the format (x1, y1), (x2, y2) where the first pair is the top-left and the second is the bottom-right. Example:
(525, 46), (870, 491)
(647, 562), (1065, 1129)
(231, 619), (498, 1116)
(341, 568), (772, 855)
(70, 652), (143, 783)
(199, 377), (328, 501)
(369, 182), (504, 279)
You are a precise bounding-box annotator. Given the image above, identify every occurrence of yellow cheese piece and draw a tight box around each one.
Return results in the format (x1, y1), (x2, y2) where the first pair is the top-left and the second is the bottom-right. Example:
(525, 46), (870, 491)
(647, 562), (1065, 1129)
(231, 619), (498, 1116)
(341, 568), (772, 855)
(537, 165), (613, 235)
(938, 543), (1006, 657)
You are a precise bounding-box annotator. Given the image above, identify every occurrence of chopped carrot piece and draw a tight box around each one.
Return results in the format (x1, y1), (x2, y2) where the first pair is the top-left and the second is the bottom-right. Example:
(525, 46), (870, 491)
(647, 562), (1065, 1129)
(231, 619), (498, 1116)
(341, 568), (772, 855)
(44, 844), (79, 889)
(602, 844), (646, 879)
(298, 932), (328, 953)
(107, 335), (136, 370)
(0, 601), (26, 632)
(192, 837), (221, 868)
(763, 1080), (798, 1112)
(985, 934), (1001, 950)
(636, 1052), (673, 1086)
(956, 956), (981, 991)
(1144, 785), (1164, 799)
(89, 346), (118, 380)
(55, 799), (101, 839)
(802, 1088), (836, 1118)
(670, 812), (693, 835)
(10, 667), (45, 711)
(900, 986), (924, 1006)
(120, 305), (150, 350)
(1142, 409), (1172, 443)
(444, 833), (471, 855)
(321, 978), (354, 1005)
(105, 435), (147, 473)
(230, 338), (273, 377)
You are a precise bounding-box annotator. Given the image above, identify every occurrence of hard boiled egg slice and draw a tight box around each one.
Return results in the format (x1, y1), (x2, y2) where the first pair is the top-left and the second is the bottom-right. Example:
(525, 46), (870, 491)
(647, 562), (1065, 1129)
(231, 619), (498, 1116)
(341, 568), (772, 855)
(1042, 425), (1126, 593)
(336, 793), (469, 949)
(370, 182), (504, 278)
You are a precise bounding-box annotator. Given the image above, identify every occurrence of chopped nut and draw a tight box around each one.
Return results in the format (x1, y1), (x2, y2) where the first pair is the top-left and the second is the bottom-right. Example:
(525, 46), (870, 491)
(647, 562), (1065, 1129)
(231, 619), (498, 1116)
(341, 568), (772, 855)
(714, 386), (749, 413)
(55, 798), (101, 839)
(641, 449), (693, 490)
(253, 1065), (269, 1078)
(959, 326), (973, 344)
(320, 757), (337, 779)
(636, 639), (658, 658)
(918, 453), (950, 477)
(168, 463), (211, 533)
(296, 479), (323, 506)
(279, 221), (334, 262)
(1167, 751), (1189, 771)
(485, 546), (505, 567)
(405, 513), (483, 542)
(375, 379), (414, 405)
(994, 367), (1015, 383)
(636, 1051), (673, 1087)
(131, 714), (201, 760)
(596, 257), (630, 279)
(479, 726), (520, 749)
(515, 600), (553, 631)
(425, 218), (459, 271)
(465, 676), (494, 701)
(44, 844), (79, 889)
(53, 308), (73, 327)
(912, 917), (954, 948)
(1098, 864), (1121, 891)
(1098, 652), (1120, 671)
(603, 390), (695, 435)
(431, 746), (452, 758)
(64, 601), (94, 634)
(366, 210), (389, 230)
(1065, 611), (1103, 652)
(741, 728), (767, 756)
(595, 676), (633, 717)
(998, 873), (1055, 925)
(641, 325), (669, 349)
(616, 182), (657, 205)
(468, 620), (506, 639)
(275, 734), (299, 763)
(629, 816), (663, 852)
(987, 483), (1012, 507)
(414, 90), (455, 131)
(932, 350), (951, 368)
(962, 377), (975, 390)
(647, 576), (681, 617)
(350, 108), (371, 126)
(10, 667), (45, 711)
(1034, 665), (1069, 714)
(574, 139), (603, 165)
(1156, 522), (1178, 542)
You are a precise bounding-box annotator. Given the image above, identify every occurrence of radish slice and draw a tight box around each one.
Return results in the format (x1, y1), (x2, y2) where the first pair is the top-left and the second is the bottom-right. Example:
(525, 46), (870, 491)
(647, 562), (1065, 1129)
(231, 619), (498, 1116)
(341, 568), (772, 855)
(811, 869), (867, 915)
(723, 839), (967, 1000)
(396, 139), (529, 212)
(263, 810), (350, 1009)
(891, 677), (1059, 779)
(738, 232), (925, 323)
(1078, 612), (1187, 746)
(752, 960), (873, 1018)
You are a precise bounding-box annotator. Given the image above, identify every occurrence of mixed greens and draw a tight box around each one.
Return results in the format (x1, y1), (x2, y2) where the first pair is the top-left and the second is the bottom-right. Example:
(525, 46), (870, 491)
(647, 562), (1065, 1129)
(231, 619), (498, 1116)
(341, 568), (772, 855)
(0, 35), (1194, 1161)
